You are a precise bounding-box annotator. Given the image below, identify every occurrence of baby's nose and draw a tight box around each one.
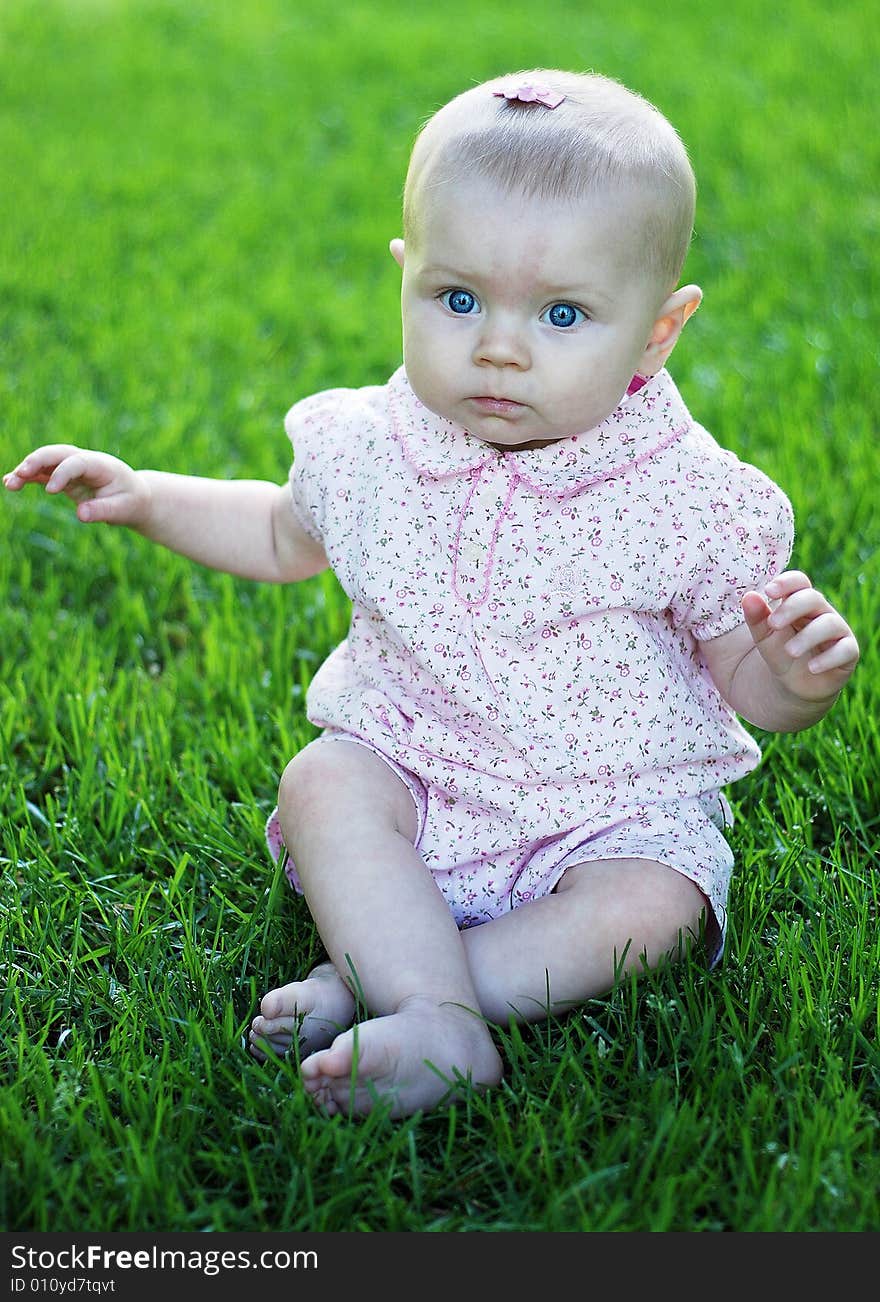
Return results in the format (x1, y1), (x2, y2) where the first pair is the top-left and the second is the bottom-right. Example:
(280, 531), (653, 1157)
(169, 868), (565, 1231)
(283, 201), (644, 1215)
(473, 315), (530, 369)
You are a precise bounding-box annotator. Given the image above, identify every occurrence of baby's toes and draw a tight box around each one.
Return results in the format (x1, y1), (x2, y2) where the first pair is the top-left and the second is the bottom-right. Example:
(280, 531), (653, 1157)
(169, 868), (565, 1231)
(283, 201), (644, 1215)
(249, 1016), (296, 1060)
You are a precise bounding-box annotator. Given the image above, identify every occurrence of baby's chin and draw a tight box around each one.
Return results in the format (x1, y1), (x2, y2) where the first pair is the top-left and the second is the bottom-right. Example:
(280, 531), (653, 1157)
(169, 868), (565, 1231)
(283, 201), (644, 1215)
(461, 421), (566, 452)
(451, 403), (571, 450)
(414, 387), (603, 449)
(454, 398), (627, 449)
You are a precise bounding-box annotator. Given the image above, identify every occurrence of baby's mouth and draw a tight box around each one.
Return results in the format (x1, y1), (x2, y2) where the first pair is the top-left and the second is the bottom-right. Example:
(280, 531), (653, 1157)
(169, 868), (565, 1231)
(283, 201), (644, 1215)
(468, 396), (525, 417)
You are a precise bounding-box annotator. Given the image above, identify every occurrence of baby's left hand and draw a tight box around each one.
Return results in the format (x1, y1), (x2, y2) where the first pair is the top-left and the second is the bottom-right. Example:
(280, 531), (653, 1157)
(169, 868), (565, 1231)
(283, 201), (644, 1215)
(741, 570), (859, 703)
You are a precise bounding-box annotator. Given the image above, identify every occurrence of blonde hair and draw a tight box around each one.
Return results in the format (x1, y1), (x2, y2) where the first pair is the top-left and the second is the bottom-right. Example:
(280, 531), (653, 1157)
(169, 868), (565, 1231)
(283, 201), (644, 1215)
(402, 69), (697, 294)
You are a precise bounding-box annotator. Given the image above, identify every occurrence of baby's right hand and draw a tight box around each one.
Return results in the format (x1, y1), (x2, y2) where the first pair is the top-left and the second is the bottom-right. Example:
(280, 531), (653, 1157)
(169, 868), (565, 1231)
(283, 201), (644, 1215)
(3, 444), (149, 527)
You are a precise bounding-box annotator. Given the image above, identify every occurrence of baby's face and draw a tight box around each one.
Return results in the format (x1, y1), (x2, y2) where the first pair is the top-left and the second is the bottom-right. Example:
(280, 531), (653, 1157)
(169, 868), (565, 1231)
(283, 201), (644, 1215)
(395, 176), (668, 448)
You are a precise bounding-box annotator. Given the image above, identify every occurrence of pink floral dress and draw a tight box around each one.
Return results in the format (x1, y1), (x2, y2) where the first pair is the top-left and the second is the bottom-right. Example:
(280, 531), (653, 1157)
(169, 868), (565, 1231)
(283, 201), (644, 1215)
(265, 367), (793, 958)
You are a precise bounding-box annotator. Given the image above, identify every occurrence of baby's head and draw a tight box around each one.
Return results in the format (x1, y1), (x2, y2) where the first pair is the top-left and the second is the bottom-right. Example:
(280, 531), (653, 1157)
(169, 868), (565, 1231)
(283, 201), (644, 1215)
(403, 69), (696, 301)
(392, 70), (703, 448)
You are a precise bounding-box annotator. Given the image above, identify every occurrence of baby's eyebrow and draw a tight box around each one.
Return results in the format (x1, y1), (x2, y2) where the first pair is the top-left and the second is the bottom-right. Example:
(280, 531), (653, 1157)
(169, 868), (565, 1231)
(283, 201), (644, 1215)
(418, 262), (613, 304)
(417, 262), (480, 281)
(541, 283), (614, 305)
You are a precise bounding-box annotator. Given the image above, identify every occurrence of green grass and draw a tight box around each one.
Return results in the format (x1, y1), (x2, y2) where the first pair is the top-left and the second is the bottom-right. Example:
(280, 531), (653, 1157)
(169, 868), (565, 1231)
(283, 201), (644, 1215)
(1, 0), (878, 1232)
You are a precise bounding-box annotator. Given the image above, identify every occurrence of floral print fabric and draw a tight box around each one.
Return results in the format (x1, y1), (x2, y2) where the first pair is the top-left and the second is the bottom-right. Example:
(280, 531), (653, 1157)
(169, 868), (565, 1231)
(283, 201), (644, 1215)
(269, 366), (793, 942)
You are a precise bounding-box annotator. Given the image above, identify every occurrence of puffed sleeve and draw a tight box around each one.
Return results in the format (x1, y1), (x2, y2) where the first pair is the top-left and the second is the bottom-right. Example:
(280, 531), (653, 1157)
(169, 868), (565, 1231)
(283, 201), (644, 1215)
(283, 378), (392, 554)
(669, 446), (795, 641)
(283, 388), (348, 542)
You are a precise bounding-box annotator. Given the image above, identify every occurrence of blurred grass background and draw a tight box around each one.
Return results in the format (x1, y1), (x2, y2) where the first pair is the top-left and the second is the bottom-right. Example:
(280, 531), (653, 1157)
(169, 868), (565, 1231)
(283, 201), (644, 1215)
(1, 0), (878, 1232)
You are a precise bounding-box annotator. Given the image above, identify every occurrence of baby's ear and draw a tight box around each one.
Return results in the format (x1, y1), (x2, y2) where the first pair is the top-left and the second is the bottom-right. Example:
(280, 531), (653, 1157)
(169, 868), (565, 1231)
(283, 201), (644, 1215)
(389, 238), (405, 268)
(640, 284), (702, 375)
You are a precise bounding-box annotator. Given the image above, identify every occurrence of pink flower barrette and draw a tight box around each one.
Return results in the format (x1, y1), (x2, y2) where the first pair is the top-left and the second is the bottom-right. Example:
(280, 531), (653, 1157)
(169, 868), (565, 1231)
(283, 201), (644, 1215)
(492, 80), (565, 109)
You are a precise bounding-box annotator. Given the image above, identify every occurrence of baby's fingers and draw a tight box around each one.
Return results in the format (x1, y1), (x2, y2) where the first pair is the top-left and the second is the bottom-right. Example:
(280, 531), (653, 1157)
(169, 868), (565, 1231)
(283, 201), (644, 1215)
(3, 444), (85, 490)
(43, 448), (119, 497)
(5, 444), (144, 527)
(783, 609), (859, 674)
(42, 454), (87, 496)
(785, 612), (847, 660)
(764, 570), (813, 601)
(767, 585), (832, 632)
(803, 633), (860, 676)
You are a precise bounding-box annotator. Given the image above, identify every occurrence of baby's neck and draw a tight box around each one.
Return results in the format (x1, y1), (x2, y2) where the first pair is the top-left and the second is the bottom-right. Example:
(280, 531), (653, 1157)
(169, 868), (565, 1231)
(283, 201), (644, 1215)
(487, 436), (565, 453)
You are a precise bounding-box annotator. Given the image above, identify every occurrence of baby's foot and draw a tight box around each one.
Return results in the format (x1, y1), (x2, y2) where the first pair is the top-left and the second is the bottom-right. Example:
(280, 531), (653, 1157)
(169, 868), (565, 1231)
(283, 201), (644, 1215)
(300, 996), (503, 1118)
(249, 961), (356, 1061)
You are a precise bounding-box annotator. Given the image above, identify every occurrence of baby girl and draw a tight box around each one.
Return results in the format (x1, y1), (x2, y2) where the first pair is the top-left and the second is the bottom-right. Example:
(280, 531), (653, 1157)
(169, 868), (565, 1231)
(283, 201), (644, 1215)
(4, 69), (859, 1118)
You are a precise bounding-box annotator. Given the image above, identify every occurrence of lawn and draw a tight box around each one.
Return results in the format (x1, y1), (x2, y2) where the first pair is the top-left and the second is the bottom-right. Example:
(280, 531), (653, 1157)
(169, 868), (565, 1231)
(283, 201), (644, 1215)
(1, 0), (878, 1234)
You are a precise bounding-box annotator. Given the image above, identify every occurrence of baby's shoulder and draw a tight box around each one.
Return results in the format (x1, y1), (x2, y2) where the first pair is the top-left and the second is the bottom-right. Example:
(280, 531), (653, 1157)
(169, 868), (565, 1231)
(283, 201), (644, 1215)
(659, 419), (794, 561)
(283, 376), (393, 451)
(672, 420), (787, 502)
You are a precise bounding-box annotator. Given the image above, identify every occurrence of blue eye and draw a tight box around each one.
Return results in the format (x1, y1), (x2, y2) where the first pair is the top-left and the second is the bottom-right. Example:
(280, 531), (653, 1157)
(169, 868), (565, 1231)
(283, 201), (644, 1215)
(543, 302), (585, 328)
(443, 289), (479, 315)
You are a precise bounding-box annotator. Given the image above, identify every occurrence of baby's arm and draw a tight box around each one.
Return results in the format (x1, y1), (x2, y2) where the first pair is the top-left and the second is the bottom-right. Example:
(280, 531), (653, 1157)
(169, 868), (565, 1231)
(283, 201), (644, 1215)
(3, 444), (327, 583)
(700, 570), (859, 732)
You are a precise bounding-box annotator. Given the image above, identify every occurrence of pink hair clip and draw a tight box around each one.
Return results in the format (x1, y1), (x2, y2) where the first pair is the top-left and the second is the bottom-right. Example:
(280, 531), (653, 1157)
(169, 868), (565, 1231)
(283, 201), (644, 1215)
(492, 80), (565, 109)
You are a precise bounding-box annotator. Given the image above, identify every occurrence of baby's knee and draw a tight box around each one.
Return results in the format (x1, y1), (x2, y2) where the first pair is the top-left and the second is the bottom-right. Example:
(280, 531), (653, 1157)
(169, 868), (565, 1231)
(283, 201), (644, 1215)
(277, 741), (341, 826)
(277, 738), (417, 840)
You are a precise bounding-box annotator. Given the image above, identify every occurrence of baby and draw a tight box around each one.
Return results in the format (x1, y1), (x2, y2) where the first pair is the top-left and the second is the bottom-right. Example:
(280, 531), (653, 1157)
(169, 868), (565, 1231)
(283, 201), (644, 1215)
(5, 69), (859, 1118)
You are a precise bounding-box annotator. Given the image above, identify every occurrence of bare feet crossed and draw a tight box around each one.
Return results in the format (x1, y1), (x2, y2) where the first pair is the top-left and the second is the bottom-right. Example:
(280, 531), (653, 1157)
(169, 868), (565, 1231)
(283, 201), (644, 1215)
(251, 968), (502, 1117)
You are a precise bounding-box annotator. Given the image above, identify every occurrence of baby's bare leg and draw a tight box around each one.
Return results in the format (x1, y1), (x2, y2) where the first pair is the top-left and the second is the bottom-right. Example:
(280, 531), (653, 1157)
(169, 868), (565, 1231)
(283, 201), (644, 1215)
(462, 857), (711, 1024)
(268, 740), (502, 1117)
(254, 855), (708, 1055)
